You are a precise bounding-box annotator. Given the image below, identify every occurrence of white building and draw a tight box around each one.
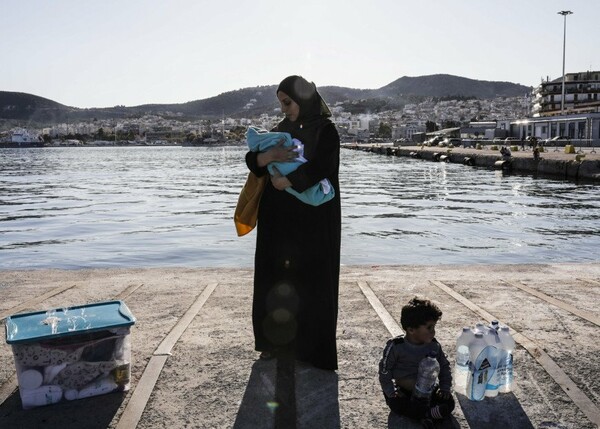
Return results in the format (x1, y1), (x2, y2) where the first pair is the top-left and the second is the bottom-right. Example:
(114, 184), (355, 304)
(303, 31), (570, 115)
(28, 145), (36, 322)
(392, 124), (426, 140)
(510, 113), (600, 143)
(11, 128), (40, 143)
(532, 71), (600, 117)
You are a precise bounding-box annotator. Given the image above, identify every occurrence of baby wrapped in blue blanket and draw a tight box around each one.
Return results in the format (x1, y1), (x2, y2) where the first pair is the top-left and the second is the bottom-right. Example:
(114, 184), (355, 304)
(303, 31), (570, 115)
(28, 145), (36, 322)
(245, 126), (335, 206)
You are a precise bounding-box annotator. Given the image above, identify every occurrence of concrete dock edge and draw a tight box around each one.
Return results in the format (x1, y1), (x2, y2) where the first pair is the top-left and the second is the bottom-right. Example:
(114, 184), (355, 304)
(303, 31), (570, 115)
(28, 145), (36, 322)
(344, 144), (600, 181)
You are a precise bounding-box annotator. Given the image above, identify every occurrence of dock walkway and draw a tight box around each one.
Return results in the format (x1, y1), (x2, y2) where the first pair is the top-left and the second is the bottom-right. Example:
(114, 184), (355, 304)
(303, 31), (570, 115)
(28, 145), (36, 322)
(1, 264), (600, 428)
(343, 144), (600, 181)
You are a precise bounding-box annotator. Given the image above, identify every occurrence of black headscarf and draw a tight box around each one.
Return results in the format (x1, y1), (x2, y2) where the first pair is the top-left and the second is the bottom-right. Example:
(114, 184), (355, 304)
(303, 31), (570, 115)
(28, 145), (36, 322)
(275, 76), (333, 158)
(276, 75), (331, 125)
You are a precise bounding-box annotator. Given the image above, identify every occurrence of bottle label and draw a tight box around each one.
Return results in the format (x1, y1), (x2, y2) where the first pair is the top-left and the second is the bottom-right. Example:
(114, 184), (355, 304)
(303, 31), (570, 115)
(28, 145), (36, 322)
(466, 345), (498, 401)
(112, 364), (130, 386)
(496, 351), (513, 387)
(456, 345), (470, 366)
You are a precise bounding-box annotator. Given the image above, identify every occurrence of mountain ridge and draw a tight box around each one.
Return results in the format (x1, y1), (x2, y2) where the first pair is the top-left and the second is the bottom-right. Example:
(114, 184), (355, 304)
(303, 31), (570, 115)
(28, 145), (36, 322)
(1, 74), (531, 123)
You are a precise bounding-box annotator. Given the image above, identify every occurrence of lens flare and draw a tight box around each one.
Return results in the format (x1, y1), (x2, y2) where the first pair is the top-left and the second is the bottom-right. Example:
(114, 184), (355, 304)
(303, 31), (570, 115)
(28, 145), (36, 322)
(266, 401), (279, 413)
(272, 308), (292, 323)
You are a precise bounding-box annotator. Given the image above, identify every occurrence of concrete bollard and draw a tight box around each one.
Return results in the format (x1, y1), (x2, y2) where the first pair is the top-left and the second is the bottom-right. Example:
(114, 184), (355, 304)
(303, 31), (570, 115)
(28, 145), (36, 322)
(494, 160), (511, 170)
(578, 159), (600, 180)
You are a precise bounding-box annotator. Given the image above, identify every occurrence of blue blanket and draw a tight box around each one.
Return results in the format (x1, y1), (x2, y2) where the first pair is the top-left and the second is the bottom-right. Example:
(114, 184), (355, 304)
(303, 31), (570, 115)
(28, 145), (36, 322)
(246, 126), (334, 206)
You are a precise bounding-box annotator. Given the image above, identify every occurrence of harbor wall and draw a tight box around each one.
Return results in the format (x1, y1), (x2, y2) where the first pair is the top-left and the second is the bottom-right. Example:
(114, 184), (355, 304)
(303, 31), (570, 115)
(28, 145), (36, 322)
(344, 145), (600, 181)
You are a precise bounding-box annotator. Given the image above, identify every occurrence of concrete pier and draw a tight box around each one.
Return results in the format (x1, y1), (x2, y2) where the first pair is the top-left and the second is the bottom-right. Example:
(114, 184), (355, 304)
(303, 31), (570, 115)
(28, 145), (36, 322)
(344, 144), (600, 181)
(1, 264), (599, 428)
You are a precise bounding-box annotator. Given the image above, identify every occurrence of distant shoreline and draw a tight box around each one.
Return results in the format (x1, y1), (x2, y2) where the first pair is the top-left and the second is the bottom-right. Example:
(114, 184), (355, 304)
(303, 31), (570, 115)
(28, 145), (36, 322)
(0, 141), (245, 148)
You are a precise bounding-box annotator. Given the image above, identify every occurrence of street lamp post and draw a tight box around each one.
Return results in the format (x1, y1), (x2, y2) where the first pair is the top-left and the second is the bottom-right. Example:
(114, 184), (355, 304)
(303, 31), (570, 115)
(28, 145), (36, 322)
(558, 10), (573, 115)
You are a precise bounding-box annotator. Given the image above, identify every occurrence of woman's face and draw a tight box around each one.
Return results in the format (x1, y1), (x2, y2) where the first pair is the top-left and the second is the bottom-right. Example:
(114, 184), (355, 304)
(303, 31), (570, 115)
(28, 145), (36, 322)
(277, 91), (300, 122)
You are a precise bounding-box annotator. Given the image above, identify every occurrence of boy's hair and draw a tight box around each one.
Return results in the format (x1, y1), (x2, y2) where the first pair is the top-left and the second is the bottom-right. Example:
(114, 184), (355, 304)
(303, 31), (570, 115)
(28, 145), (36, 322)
(400, 297), (442, 330)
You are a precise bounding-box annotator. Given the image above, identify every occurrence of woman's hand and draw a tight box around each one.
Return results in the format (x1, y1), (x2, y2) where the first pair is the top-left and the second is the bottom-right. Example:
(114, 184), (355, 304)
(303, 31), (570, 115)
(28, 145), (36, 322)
(257, 140), (296, 167)
(271, 166), (292, 190)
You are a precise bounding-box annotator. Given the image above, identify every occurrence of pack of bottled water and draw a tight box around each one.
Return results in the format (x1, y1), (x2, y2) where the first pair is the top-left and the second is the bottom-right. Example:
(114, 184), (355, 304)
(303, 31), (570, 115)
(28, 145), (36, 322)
(454, 321), (515, 401)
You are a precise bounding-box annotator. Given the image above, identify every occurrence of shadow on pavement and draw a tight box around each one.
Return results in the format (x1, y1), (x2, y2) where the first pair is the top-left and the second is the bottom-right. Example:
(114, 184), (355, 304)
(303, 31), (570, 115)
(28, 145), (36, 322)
(233, 359), (277, 429)
(295, 362), (340, 429)
(457, 392), (535, 429)
(0, 388), (126, 429)
(387, 410), (461, 428)
(232, 358), (340, 429)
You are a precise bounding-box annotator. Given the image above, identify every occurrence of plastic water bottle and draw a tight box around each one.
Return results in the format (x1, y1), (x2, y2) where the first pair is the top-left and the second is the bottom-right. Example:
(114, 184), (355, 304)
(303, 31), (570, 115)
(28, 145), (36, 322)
(484, 321), (501, 397)
(466, 332), (493, 401)
(484, 321), (502, 347)
(454, 327), (473, 394)
(474, 322), (488, 335)
(413, 352), (440, 404)
(497, 326), (516, 393)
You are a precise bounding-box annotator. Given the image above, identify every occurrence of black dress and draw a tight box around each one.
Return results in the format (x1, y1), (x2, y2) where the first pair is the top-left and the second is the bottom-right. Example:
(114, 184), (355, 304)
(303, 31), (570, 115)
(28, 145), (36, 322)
(245, 118), (341, 370)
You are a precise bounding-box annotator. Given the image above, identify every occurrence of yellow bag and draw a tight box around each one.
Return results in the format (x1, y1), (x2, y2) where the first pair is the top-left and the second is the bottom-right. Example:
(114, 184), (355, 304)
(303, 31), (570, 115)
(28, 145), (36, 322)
(234, 172), (267, 236)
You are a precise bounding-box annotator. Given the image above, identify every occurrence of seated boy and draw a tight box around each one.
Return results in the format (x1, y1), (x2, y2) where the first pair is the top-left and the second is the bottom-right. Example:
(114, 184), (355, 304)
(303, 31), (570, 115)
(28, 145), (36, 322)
(379, 297), (455, 427)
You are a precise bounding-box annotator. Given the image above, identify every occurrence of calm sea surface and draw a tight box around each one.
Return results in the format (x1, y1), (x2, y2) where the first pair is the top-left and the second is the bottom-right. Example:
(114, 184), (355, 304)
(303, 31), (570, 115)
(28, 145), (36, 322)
(1, 146), (599, 270)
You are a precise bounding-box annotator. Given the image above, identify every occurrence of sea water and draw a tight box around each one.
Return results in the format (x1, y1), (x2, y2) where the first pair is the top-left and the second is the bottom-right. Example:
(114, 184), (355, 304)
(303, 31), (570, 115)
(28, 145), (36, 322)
(1, 145), (600, 270)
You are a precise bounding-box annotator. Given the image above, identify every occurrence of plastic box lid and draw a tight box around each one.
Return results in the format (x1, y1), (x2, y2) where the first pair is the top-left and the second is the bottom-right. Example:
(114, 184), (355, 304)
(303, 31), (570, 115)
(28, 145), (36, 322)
(4, 300), (136, 344)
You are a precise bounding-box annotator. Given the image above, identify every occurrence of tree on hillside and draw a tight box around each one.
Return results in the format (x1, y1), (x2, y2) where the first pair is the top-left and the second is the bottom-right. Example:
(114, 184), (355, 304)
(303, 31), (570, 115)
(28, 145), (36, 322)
(377, 122), (392, 139)
(441, 120), (461, 129)
(426, 121), (438, 132)
(228, 125), (247, 141)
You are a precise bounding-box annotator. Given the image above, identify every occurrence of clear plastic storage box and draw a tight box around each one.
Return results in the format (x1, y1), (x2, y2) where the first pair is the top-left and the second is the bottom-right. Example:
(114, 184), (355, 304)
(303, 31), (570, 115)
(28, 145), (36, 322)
(4, 300), (136, 409)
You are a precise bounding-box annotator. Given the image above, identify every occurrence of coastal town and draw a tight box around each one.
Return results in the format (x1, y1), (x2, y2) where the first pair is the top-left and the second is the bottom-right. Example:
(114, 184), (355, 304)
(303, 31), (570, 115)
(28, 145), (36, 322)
(0, 93), (529, 147)
(1, 71), (600, 150)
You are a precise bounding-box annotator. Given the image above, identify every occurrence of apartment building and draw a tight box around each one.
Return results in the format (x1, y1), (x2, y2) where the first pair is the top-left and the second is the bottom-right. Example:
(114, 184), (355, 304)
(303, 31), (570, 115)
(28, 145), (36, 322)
(532, 71), (600, 117)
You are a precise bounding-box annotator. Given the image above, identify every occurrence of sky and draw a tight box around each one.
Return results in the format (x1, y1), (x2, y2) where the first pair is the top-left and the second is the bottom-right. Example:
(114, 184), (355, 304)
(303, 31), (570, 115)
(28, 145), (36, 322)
(1, 0), (599, 108)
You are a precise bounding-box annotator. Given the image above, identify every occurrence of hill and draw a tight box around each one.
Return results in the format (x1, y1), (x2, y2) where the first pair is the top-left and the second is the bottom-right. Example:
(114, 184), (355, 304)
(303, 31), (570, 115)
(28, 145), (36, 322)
(375, 74), (530, 98)
(0, 91), (74, 122)
(0, 75), (532, 124)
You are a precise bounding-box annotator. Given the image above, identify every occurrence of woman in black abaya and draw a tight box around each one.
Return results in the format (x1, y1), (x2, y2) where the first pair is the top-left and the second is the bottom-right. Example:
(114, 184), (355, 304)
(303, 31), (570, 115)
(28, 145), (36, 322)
(244, 75), (341, 370)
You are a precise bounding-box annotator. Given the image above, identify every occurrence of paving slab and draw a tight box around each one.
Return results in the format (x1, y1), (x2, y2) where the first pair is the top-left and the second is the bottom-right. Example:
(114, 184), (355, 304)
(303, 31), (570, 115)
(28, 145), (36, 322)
(0, 264), (599, 428)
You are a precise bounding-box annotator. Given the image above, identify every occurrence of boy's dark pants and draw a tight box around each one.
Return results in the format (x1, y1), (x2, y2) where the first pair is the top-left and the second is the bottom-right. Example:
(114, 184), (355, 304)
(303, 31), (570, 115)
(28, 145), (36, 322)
(384, 387), (455, 420)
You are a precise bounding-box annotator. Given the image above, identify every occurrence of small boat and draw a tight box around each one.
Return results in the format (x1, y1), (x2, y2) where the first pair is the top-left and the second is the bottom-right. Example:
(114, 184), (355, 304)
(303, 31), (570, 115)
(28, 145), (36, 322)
(0, 128), (44, 148)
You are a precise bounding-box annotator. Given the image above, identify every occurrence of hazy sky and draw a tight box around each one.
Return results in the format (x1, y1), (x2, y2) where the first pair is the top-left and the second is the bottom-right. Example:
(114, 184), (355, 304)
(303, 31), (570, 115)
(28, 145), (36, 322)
(2, 0), (598, 108)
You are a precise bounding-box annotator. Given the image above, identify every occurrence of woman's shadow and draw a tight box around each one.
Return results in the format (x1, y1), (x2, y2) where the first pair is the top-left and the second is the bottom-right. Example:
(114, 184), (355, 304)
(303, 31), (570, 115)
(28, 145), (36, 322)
(233, 357), (340, 429)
